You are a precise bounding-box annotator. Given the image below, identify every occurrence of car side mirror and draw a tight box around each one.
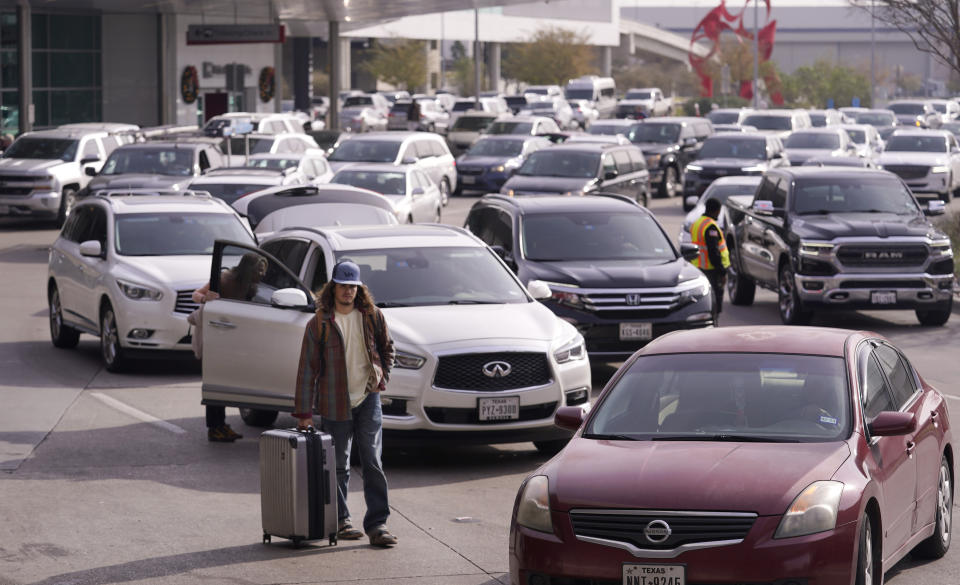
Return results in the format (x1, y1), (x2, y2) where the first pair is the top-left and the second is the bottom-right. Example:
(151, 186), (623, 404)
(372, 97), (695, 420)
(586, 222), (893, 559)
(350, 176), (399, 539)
(526, 279), (552, 300)
(85, 166), (97, 176)
(270, 288), (311, 309)
(411, 187), (425, 196)
(554, 405), (586, 431)
(402, 156), (417, 164)
(603, 170), (618, 181)
(80, 156), (100, 165)
(868, 411), (917, 436)
(927, 200), (946, 215)
(680, 242), (699, 261)
(753, 200), (775, 215)
(79, 240), (103, 258)
(683, 137), (697, 147)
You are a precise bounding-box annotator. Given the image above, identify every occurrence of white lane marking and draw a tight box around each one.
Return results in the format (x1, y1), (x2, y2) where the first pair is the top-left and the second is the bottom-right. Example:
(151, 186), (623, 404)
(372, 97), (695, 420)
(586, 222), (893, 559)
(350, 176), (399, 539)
(90, 392), (187, 435)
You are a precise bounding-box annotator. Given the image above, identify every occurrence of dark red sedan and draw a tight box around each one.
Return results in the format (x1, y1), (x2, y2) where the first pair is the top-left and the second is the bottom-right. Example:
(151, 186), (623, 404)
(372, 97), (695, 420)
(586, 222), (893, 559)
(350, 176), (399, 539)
(510, 326), (953, 585)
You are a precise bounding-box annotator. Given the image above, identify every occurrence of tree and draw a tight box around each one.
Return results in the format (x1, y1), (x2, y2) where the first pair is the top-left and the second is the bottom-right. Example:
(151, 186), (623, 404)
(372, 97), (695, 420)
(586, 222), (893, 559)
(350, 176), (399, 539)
(361, 38), (426, 91)
(779, 60), (871, 108)
(613, 57), (700, 98)
(502, 26), (593, 86)
(849, 1), (960, 80)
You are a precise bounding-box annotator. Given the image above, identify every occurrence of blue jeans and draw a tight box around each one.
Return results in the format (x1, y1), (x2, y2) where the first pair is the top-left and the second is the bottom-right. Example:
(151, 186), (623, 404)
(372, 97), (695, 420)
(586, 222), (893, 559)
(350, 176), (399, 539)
(320, 393), (389, 533)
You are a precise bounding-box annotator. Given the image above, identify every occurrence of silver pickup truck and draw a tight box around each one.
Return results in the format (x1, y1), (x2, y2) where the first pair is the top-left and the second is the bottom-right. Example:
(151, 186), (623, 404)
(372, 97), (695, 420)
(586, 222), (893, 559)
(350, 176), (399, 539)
(0, 123), (136, 226)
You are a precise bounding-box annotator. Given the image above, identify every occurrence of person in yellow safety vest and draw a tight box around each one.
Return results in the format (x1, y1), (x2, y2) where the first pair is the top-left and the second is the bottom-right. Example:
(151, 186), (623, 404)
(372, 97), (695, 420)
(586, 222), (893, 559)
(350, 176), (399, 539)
(690, 197), (731, 317)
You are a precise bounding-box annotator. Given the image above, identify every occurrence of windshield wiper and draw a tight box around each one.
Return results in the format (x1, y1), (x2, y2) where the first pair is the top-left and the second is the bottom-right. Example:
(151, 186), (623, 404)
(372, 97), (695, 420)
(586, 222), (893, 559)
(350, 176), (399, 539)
(653, 434), (799, 443)
(447, 299), (499, 305)
(376, 301), (410, 308)
(797, 209), (832, 215)
(583, 433), (638, 441)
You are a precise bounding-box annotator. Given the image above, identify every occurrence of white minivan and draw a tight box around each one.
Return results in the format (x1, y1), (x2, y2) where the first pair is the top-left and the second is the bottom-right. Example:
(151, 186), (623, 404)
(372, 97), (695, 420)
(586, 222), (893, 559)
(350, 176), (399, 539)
(564, 75), (617, 118)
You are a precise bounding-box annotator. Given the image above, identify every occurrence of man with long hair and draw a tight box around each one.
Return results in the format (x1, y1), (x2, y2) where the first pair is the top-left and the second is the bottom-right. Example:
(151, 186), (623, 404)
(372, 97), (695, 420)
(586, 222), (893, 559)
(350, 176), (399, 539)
(293, 260), (397, 547)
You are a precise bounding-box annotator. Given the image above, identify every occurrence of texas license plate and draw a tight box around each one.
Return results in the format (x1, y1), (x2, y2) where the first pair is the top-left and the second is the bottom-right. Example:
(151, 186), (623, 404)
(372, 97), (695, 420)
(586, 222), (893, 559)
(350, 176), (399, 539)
(619, 322), (652, 340)
(0, 205), (9, 214)
(478, 396), (519, 421)
(623, 563), (685, 585)
(871, 291), (896, 305)
(461, 175), (475, 184)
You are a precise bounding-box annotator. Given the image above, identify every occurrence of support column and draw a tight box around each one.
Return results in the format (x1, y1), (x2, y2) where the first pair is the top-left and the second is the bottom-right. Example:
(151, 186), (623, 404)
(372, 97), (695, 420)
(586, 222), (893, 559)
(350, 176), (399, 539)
(293, 37), (311, 112)
(473, 8), (481, 102)
(158, 13), (178, 125)
(16, 3), (31, 133)
(601, 46), (612, 77)
(274, 29), (284, 113)
(339, 38), (351, 91)
(329, 21), (341, 131)
(487, 42), (500, 94)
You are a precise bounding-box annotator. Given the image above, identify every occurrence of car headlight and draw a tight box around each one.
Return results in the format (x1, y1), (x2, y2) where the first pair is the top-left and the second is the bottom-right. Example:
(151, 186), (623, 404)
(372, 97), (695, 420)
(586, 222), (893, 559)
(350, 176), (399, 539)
(678, 276), (711, 305)
(394, 350), (426, 369)
(685, 164), (703, 173)
(516, 475), (553, 533)
(116, 279), (163, 301)
(741, 165), (765, 172)
(931, 165), (950, 174)
(930, 240), (953, 257)
(799, 241), (835, 257)
(32, 175), (56, 190)
(493, 164), (505, 172)
(645, 154), (662, 167)
(774, 480), (844, 539)
(554, 334), (586, 364)
(546, 282), (584, 308)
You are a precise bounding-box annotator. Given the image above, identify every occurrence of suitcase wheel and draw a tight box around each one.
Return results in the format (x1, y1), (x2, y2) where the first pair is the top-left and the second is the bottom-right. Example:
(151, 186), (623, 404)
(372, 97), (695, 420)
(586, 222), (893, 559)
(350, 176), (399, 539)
(263, 533), (271, 544)
(292, 537), (303, 548)
(330, 532), (338, 546)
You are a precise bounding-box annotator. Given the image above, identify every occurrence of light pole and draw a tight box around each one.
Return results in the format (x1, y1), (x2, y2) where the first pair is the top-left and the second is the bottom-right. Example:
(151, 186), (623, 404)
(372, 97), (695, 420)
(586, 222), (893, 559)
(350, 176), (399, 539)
(870, 0), (876, 107)
(753, 0), (759, 109)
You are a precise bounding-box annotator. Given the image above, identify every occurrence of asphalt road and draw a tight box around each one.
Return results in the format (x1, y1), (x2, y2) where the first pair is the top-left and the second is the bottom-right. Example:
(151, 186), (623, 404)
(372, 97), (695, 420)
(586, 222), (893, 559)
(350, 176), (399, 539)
(1, 193), (959, 585)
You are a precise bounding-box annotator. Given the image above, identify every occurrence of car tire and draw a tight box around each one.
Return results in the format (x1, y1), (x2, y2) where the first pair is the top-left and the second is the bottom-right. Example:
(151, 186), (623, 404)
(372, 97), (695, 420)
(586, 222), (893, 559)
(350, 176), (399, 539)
(855, 514), (877, 585)
(777, 262), (812, 325)
(240, 408), (279, 428)
(439, 178), (451, 207)
(434, 206), (442, 223)
(727, 265), (756, 306)
(533, 439), (568, 455)
(100, 301), (126, 372)
(49, 284), (80, 349)
(56, 188), (78, 229)
(913, 455), (953, 559)
(406, 215), (414, 224)
(659, 167), (679, 198)
(916, 299), (952, 326)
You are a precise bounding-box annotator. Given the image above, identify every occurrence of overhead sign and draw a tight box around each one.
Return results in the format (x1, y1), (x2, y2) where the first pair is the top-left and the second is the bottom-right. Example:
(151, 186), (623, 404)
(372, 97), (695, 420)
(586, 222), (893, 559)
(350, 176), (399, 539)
(187, 24), (285, 45)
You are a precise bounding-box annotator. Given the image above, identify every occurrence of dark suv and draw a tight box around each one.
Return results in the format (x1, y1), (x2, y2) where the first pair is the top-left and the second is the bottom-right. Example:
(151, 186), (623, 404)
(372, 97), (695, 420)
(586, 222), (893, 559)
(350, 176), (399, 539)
(628, 117), (713, 198)
(682, 132), (788, 203)
(500, 142), (651, 206)
(465, 194), (714, 360)
(80, 140), (226, 197)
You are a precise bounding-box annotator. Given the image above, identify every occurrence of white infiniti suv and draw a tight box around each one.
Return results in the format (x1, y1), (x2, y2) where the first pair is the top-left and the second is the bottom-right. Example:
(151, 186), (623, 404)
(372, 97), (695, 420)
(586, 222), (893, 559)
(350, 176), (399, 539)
(200, 224), (591, 452)
(47, 192), (256, 371)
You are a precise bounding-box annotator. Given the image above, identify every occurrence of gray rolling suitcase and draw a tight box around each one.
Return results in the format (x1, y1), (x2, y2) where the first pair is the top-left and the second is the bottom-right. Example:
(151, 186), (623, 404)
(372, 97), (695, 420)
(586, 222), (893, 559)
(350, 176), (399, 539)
(259, 427), (338, 547)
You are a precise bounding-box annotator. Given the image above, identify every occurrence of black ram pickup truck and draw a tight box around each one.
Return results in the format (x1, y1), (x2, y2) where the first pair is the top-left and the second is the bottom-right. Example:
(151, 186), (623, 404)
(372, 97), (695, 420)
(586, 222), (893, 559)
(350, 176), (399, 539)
(724, 167), (955, 325)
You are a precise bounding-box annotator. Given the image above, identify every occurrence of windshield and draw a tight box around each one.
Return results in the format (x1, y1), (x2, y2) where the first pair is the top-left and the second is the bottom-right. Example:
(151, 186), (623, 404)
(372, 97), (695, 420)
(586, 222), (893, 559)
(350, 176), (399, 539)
(884, 135), (947, 153)
(854, 112), (896, 126)
(698, 137), (766, 159)
(331, 170), (406, 195)
(625, 91), (652, 100)
(793, 176), (921, 215)
(706, 111), (740, 124)
(188, 183), (272, 205)
(466, 138), (525, 157)
(222, 137), (271, 155)
(115, 213), (253, 256)
(343, 96), (373, 107)
(327, 140), (400, 163)
(246, 157), (300, 170)
(516, 150), (599, 178)
(931, 103), (948, 113)
(522, 212), (675, 261)
(700, 182), (759, 204)
(256, 204), (396, 233)
(336, 246), (529, 307)
(100, 148), (194, 176)
(629, 123), (681, 144)
(565, 88), (595, 100)
(784, 133), (841, 149)
(526, 88), (549, 95)
(505, 97), (528, 107)
(742, 114), (793, 131)
(452, 102), (475, 112)
(486, 121), (534, 135)
(589, 123), (627, 136)
(809, 113), (827, 127)
(451, 116), (495, 131)
(889, 103), (924, 115)
(584, 353), (849, 442)
(844, 129), (866, 144)
(3, 137), (79, 161)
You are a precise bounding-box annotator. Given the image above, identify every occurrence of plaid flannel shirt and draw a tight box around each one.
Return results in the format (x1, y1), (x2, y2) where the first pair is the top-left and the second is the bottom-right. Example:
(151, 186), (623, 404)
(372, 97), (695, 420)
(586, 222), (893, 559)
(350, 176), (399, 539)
(293, 307), (395, 422)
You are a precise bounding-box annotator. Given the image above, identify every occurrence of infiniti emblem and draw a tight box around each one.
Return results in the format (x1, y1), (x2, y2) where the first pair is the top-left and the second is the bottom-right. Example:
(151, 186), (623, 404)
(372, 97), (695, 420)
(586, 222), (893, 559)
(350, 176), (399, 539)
(482, 361), (512, 378)
(643, 520), (672, 544)
(625, 293), (642, 306)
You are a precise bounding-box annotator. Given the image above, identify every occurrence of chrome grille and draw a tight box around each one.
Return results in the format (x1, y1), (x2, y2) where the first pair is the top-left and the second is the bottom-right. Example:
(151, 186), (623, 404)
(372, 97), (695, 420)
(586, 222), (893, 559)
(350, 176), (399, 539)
(457, 167), (484, 176)
(570, 510), (756, 551)
(175, 290), (200, 314)
(433, 352), (552, 391)
(882, 165), (929, 180)
(582, 290), (681, 312)
(836, 244), (928, 267)
(0, 175), (42, 196)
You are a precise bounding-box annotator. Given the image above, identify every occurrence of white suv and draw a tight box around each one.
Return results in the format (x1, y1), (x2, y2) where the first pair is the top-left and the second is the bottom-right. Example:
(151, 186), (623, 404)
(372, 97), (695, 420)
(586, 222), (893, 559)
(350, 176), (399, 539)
(47, 192), (256, 371)
(200, 225), (592, 452)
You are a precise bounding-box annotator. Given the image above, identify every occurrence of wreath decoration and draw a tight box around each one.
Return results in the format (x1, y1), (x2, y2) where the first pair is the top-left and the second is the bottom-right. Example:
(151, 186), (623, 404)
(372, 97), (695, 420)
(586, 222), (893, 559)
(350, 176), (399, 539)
(180, 66), (199, 104)
(258, 67), (275, 103)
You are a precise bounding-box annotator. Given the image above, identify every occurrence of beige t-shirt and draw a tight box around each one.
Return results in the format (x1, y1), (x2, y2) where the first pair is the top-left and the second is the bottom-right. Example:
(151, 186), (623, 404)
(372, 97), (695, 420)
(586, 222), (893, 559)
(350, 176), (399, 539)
(335, 309), (375, 408)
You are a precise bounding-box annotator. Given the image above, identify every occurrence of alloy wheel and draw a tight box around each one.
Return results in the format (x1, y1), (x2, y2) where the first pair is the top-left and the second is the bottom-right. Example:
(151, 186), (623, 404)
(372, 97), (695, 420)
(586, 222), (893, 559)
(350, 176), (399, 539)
(938, 462), (952, 546)
(50, 289), (63, 340)
(863, 520), (874, 585)
(101, 307), (119, 366)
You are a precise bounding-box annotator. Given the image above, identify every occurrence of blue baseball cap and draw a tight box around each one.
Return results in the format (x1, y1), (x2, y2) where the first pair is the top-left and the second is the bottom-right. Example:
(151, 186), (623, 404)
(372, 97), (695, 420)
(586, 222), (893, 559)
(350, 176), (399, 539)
(331, 260), (363, 285)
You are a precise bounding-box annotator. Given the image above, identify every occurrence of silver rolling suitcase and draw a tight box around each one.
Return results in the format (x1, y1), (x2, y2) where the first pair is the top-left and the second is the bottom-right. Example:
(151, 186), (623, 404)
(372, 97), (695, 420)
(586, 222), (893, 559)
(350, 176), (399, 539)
(259, 427), (338, 547)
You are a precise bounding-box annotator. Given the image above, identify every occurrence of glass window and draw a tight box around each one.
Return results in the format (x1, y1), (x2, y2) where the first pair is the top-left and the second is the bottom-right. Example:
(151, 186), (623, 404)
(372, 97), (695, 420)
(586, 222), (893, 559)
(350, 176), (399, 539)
(601, 154), (617, 177)
(50, 90), (97, 125)
(261, 239), (310, 276)
(0, 13), (17, 49)
(63, 204), (90, 242)
(327, 140), (401, 163)
(33, 52), (48, 87)
(1, 91), (18, 134)
(613, 150), (632, 174)
(50, 14), (96, 50)
(115, 213), (254, 256)
(627, 148), (647, 172)
(33, 90), (49, 127)
(862, 355), (896, 421)
(331, 170), (406, 195)
(792, 176), (920, 215)
(51, 52), (94, 88)
(465, 138), (524, 157)
(81, 139), (99, 159)
(754, 176), (778, 203)
(516, 150), (600, 179)
(521, 212), (675, 262)
(1, 50), (17, 88)
(771, 177), (788, 209)
(873, 344), (915, 407)
(31, 14), (47, 50)
(698, 137), (767, 159)
(215, 245), (306, 305)
(4, 137), (78, 160)
(88, 206), (107, 248)
(101, 147), (195, 176)
(629, 123), (681, 144)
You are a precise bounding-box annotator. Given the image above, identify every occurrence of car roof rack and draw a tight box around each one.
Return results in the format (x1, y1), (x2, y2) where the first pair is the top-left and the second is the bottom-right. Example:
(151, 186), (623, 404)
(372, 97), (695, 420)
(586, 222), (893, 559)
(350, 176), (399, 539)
(203, 166), (297, 176)
(92, 188), (212, 199)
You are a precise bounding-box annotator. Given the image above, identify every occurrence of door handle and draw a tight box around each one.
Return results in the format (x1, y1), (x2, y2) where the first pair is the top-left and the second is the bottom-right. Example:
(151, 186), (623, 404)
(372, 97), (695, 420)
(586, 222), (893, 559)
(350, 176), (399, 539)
(906, 441), (916, 457)
(931, 411), (939, 427)
(208, 320), (236, 329)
